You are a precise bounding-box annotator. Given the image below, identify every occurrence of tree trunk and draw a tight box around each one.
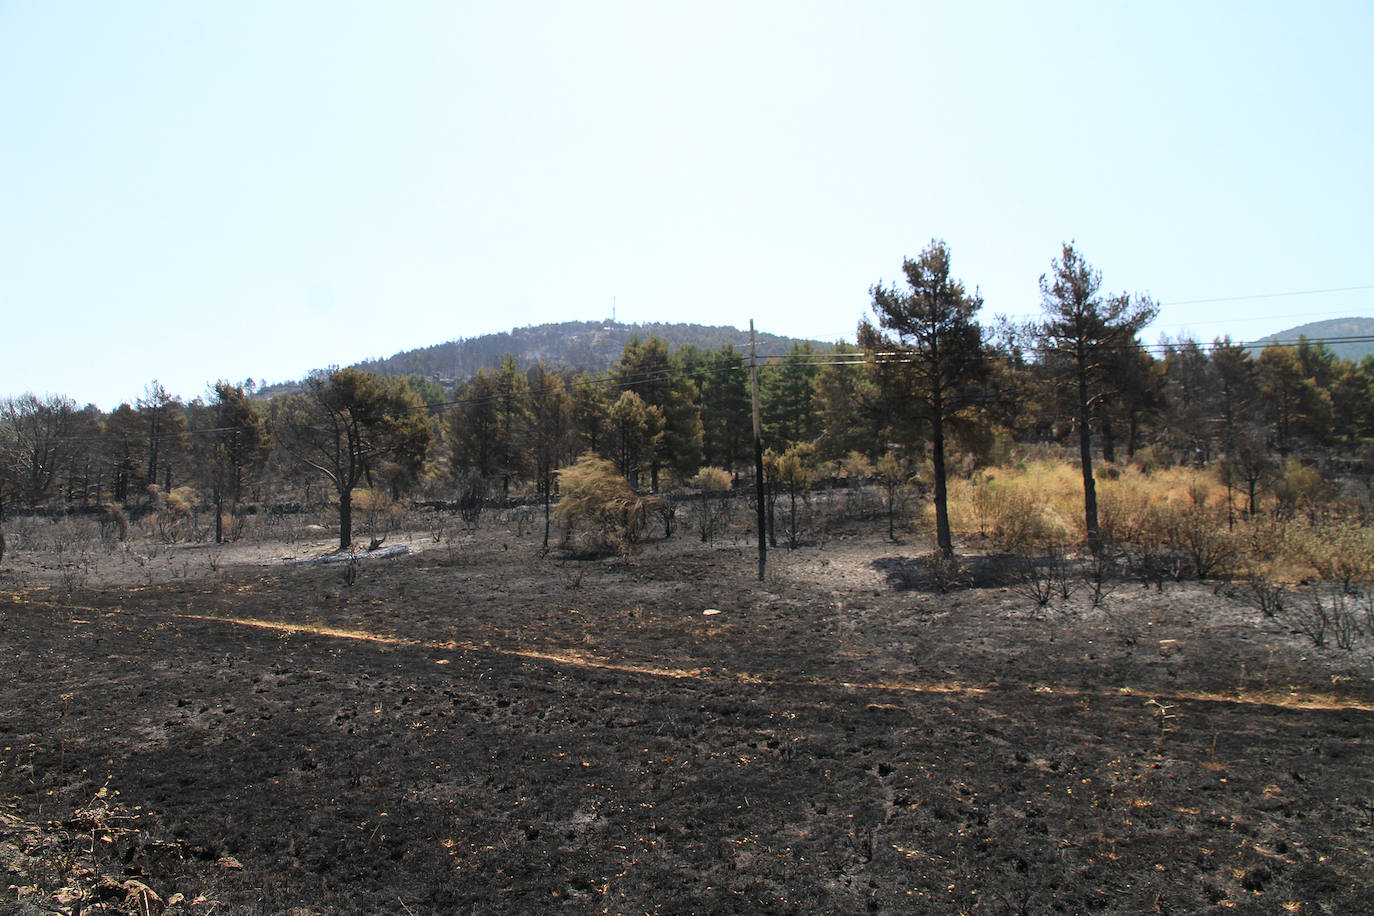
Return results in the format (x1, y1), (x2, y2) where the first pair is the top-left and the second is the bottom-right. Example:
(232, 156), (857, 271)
(766, 485), (777, 549)
(932, 407), (952, 558)
(542, 475), (552, 551)
(887, 481), (896, 541)
(788, 489), (798, 549)
(339, 487), (354, 550)
(754, 438), (766, 580)
(1100, 414), (1116, 464)
(1078, 366), (1101, 554)
(146, 423), (159, 488)
(214, 484), (224, 545)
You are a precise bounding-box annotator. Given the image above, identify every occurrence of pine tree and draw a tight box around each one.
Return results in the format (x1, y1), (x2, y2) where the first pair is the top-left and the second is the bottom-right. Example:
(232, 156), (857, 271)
(1036, 242), (1157, 553)
(280, 368), (432, 550)
(865, 240), (987, 557)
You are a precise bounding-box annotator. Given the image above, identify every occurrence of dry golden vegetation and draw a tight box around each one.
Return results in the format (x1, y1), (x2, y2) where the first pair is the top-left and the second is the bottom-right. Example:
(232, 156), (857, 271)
(944, 457), (1373, 588)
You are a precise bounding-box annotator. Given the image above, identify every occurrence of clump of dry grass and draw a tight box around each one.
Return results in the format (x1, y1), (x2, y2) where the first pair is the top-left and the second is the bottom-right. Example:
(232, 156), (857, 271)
(1293, 518), (1374, 591)
(353, 487), (408, 544)
(947, 460), (1078, 552)
(1122, 474), (1238, 579)
(690, 467), (734, 543)
(948, 459), (1374, 590)
(555, 454), (656, 557)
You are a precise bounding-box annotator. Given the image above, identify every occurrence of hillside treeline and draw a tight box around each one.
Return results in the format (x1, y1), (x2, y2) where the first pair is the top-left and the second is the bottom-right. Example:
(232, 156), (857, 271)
(258, 319), (824, 395)
(2, 244), (1370, 552)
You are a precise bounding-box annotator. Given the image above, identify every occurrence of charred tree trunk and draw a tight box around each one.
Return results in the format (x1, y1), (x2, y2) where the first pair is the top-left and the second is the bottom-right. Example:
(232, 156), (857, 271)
(214, 483), (225, 545)
(931, 393), (952, 558)
(1078, 362), (1101, 554)
(339, 487), (354, 550)
(1100, 413), (1117, 464)
(542, 473), (553, 551)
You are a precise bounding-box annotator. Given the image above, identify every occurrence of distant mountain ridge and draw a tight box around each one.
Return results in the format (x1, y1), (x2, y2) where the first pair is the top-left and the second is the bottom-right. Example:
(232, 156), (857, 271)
(258, 320), (833, 396)
(1250, 317), (1374, 362)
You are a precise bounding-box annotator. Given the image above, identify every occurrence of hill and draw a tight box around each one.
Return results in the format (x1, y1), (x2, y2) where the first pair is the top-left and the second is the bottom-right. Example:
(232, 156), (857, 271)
(259, 321), (833, 396)
(1251, 316), (1374, 362)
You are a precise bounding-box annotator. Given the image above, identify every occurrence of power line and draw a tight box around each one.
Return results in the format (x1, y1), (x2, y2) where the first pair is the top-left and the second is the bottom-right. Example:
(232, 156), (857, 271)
(1161, 284), (1374, 307)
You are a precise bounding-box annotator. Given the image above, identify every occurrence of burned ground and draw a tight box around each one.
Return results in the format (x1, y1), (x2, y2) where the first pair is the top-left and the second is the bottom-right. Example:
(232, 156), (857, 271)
(2, 521), (1372, 914)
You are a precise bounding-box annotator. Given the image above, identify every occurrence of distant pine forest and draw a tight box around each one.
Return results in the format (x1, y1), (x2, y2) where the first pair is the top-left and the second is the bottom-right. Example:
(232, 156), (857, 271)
(3, 245), (1373, 559)
(2, 317), (1367, 511)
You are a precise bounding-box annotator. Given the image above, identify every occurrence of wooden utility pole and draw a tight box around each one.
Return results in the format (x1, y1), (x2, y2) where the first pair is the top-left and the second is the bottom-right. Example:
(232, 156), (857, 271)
(750, 320), (766, 580)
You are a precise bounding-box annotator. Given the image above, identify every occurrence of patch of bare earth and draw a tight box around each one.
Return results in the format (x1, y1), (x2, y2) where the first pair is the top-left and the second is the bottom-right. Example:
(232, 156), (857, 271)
(2, 523), (1372, 914)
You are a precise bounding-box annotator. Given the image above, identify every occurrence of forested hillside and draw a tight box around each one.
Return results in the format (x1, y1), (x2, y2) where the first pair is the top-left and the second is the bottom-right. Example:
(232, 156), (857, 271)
(350, 320), (826, 388)
(1251, 316), (1374, 362)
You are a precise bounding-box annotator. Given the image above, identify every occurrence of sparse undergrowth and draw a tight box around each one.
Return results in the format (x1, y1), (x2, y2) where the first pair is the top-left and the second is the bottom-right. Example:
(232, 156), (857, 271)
(1, 505), (1372, 914)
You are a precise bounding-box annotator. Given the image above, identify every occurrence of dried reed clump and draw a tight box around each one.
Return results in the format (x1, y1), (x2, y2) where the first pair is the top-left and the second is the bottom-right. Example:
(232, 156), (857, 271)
(1097, 466), (1205, 542)
(554, 454), (656, 557)
(1275, 459), (1335, 518)
(163, 486), (196, 516)
(691, 467), (733, 493)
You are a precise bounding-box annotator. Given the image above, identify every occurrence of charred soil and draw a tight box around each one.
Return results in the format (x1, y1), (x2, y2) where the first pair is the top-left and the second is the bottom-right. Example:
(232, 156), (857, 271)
(2, 522), (1372, 914)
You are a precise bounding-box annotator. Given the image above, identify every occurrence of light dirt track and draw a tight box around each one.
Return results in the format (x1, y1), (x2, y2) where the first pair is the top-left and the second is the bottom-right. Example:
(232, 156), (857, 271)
(173, 611), (1374, 714)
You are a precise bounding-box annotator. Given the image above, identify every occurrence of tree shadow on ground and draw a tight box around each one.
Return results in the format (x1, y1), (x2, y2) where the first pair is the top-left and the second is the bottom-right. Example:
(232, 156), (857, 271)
(873, 553), (1027, 592)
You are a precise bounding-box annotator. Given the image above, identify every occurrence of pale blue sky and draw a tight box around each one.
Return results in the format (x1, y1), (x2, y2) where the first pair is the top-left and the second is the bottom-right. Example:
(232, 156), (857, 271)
(3, 1), (1371, 409)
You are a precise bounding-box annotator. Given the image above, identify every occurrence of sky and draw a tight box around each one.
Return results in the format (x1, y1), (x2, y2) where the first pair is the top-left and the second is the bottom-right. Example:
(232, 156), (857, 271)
(3, 1), (1372, 410)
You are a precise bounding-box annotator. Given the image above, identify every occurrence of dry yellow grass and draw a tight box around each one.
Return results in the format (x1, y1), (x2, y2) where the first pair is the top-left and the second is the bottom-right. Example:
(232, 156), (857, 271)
(945, 460), (1081, 550)
(940, 459), (1371, 586)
